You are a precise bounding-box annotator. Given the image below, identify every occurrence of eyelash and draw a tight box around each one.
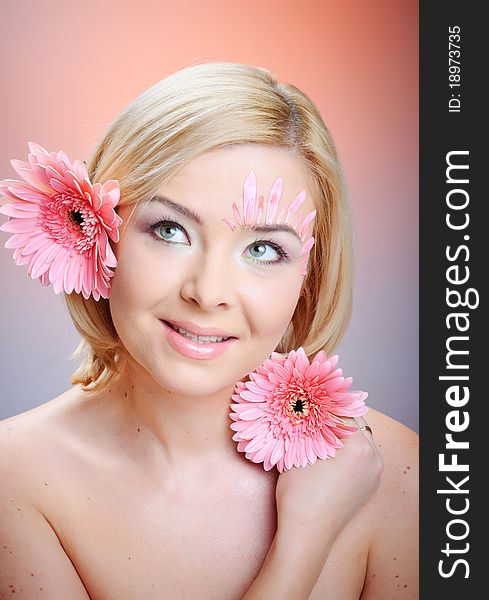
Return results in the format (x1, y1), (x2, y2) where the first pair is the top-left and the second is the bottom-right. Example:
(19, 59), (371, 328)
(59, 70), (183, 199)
(148, 217), (290, 266)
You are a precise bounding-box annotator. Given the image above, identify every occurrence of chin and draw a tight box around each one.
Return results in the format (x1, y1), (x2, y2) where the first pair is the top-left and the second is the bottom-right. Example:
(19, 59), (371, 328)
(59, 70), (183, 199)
(146, 365), (238, 399)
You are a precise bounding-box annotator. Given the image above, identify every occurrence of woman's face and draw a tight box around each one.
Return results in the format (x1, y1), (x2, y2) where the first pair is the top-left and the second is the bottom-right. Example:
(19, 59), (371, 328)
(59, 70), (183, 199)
(109, 144), (317, 397)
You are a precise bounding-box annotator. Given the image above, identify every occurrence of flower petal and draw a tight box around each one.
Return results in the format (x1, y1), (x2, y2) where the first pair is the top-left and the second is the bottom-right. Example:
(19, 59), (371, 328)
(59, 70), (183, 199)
(265, 176), (283, 224)
(294, 348), (310, 373)
(29, 247), (53, 278)
(244, 430), (269, 453)
(64, 252), (81, 292)
(238, 407), (267, 421)
(3, 181), (49, 203)
(21, 234), (51, 255)
(270, 437), (285, 466)
(4, 233), (30, 249)
(0, 203), (39, 218)
(0, 218), (39, 234)
(101, 179), (120, 208)
(240, 390), (267, 403)
(242, 170), (256, 225)
(10, 159), (50, 193)
(48, 248), (70, 284)
(305, 436), (316, 464)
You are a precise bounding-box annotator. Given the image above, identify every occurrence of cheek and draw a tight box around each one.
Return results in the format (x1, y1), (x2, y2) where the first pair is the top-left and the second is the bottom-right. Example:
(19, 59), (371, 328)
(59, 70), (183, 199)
(111, 239), (183, 309)
(244, 271), (302, 340)
(108, 240), (172, 342)
(236, 273), (302, 376)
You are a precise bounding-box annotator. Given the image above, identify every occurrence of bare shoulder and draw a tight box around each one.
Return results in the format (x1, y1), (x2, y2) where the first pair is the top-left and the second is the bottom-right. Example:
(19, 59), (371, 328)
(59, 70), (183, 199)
(366, 407), (418, 479)
(360, 407), (419, 599)
(0, 389), (93, 598)
(0, 387), (77, 435)
(0, 387), (85, 491)
(362, 406), (418, 523)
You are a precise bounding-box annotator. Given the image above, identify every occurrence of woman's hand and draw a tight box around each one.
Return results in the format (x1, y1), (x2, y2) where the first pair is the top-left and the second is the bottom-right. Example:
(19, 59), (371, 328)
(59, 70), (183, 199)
(275, 418), (383, 544)
(242, 418), (383, 600)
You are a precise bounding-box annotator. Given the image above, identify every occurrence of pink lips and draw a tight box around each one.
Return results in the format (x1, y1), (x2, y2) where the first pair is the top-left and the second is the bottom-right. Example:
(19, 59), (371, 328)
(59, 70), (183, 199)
(160, 320), (237, 360)
(164, 318), (234, 338)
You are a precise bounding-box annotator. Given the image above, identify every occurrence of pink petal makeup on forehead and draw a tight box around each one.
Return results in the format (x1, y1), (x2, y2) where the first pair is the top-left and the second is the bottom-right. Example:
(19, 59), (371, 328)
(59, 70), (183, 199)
(223, 170), (316, 277)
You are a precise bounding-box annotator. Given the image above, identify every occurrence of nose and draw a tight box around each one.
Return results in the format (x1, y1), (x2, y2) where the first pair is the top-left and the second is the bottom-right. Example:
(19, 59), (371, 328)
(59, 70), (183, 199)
(179, 247), (234, 311)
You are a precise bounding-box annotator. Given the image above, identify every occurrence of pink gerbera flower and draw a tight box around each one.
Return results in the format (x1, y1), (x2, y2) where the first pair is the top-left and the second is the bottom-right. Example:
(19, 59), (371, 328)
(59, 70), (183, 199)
(230, 348), (369, 472)
(0, 142), (122, 300)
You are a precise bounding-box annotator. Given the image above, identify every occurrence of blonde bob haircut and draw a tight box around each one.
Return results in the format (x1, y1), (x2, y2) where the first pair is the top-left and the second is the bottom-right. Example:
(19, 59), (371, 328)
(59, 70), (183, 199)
(66, 61), (353, 393)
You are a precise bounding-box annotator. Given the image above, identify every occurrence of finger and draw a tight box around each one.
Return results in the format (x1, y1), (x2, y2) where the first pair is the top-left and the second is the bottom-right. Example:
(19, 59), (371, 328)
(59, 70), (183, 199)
(353, 416), (377, 449)
(354, 416), (373, 435)
(338, 416), (376, 451)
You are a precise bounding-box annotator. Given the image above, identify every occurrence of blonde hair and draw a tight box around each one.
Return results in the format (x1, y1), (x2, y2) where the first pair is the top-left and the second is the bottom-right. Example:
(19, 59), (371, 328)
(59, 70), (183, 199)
(66, 62), (353, 393)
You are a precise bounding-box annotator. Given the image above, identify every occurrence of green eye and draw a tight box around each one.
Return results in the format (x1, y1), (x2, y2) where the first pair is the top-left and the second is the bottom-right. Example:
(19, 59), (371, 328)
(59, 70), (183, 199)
(158, 224), (178, 239)
(249, 243), (268, 258)
(244, 241), (287, 265)
(148, 219), (290, 267)
(150, 219), (189, 244)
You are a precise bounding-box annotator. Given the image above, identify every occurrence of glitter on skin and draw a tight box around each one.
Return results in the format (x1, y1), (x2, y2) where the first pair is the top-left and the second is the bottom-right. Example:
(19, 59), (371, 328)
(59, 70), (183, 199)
(223, 171), (316, 277)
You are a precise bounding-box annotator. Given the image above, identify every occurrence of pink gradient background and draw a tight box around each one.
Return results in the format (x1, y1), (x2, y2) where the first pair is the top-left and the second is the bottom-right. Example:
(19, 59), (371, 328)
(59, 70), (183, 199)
(0, 0), (418, 430)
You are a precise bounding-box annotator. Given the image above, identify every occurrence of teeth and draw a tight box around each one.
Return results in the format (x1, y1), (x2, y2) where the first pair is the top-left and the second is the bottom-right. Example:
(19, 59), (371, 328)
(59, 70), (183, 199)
(172, 325), (228, 344)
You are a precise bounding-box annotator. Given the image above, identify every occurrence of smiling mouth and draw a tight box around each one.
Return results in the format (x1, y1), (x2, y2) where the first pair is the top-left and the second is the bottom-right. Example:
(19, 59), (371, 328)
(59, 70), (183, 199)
(162, 320), (233, 344)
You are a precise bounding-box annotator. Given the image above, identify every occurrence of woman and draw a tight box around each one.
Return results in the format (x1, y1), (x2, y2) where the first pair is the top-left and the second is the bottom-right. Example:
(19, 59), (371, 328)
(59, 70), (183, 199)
(0, 63), (417, 599)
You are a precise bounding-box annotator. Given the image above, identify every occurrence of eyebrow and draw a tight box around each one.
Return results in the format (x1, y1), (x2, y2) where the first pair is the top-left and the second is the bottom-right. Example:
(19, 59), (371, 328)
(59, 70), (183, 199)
(149, 195), (203, 225)
(149, 194), (302, 242)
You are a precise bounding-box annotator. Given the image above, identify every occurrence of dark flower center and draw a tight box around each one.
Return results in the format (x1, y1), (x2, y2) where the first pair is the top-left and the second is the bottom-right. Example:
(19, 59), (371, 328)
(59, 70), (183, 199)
(287, 386), (310, 418)
(69, 210), (84, 227)
(293, 399), (305, 413)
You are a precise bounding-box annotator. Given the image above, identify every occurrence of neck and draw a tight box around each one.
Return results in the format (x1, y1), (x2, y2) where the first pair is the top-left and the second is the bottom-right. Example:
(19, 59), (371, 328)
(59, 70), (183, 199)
(104, 360), (240, 469)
